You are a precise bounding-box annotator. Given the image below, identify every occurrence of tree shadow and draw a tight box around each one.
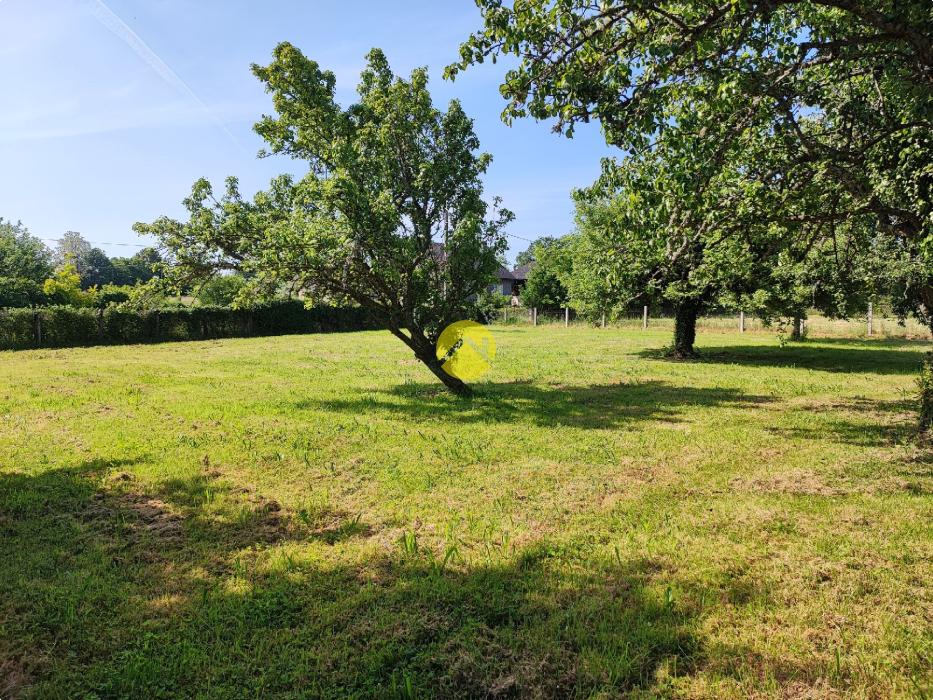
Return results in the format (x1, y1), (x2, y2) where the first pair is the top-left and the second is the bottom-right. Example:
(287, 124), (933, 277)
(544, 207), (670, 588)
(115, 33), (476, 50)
(293, 379), (771, 430)
(0, 461), (715, 697)
(639, 340), (926, 376)
(763, 396), (920, 448)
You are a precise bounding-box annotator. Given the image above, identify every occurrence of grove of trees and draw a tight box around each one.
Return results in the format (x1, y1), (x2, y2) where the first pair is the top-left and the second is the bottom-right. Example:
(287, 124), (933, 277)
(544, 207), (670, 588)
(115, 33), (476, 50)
(448, 0), (932, 421)
(0, 224), (162, 308)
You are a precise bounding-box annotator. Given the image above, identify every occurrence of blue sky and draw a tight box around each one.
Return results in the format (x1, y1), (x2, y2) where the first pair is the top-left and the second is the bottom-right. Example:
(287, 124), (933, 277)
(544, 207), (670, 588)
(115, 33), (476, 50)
(0, 0), (613, 263)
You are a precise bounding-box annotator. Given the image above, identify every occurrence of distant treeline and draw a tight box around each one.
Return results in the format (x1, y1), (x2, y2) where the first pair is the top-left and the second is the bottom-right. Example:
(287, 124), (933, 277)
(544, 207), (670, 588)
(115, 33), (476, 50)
(1, 222), (161, 308)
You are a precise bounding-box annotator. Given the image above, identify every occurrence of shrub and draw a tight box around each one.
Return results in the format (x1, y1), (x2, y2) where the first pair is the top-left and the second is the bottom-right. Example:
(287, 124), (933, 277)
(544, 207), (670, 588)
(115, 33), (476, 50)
(920, 353), (933, 432)
(0, 301), (381, 350)
(473, 290), (510, 323)
(195, 276), (247, 307)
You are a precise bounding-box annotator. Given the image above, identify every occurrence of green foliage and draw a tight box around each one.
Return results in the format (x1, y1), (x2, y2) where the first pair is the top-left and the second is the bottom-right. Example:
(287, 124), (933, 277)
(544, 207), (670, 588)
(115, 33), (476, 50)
(135, 44), (512, 394)
(515, 236), (556, 267)
(195, 275), (247, 307)
(0, 218), (52, 307)
(53, 231), (92, 270)
(920, 353), (933, 431)
(42, 264), (99, 308)
(519, 237), (571, 310)
(472, 289), (510, 323)
(110, 247), (162, 286)
(0, 277), (44, 309)
(98, 284), (133, 307)
(79, 248), (117, 289)
(48, 234), (160, 291)
(0, 301), (380, 350)
(451, 0), (933, 352)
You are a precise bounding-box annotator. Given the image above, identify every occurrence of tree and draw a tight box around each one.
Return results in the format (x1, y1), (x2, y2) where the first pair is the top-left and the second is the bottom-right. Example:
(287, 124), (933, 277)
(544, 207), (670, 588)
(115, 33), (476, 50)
(519, 236), (571, 310)
(515, 236), (556, 267)
(0, 218), (51, 307)
(450, 0), (933, 420)
(111, 247), (162, 286)
(196, 275), (247, 307)
(54, 231), (92, 270)
(80, 248), (117, 289)
(135, 44), (512, 395)
(568, 97), (799, 357)
(42, 263), (98, 307)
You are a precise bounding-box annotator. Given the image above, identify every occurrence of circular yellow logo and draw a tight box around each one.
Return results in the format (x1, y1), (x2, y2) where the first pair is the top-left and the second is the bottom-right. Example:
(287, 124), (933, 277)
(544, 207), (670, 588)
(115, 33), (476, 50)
(436, 320), (496, 381)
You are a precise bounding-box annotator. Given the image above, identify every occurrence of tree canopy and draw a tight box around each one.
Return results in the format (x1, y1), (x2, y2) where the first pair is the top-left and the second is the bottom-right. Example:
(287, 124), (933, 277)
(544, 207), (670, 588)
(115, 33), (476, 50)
(519, 236), (571, 310)
(515, 236), (557, 267)
(0, 218), (52, 307)
(136, 44), (512, 395)
(450, 0), (932, 368)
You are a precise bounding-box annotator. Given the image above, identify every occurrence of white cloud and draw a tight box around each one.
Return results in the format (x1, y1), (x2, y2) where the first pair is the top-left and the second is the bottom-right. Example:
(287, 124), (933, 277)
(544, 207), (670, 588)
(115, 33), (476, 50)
(86, 0), (242, 149)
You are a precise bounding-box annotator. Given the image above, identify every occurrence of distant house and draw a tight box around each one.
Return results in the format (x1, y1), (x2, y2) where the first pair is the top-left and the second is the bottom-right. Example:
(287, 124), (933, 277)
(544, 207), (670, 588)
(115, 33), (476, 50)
(431, 242), (533, 303)
(491, 263), (532, 300)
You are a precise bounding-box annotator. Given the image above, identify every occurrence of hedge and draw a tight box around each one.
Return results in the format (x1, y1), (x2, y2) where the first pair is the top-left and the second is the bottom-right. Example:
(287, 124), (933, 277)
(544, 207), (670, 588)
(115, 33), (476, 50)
(0, 301), (383, 350)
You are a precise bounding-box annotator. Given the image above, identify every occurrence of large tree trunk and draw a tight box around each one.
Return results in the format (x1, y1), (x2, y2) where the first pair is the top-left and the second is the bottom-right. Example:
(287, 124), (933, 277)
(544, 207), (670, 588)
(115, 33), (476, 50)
(790, 316), (804, 341)
(670, 300), (699, 359)
(415, 346), (472, 396)
(391, 326), (472, 396)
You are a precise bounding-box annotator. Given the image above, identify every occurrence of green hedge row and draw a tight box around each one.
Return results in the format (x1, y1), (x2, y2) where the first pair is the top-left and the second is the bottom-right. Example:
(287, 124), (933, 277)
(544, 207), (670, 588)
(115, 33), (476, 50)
(0, 302), (382, 350)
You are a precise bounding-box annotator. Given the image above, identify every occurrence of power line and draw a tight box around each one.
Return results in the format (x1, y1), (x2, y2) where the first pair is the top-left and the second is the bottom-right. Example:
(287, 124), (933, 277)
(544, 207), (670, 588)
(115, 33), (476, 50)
(505, 232), (536, 244)
(41, 233), (541, 247)
(39, 238), (152, 248)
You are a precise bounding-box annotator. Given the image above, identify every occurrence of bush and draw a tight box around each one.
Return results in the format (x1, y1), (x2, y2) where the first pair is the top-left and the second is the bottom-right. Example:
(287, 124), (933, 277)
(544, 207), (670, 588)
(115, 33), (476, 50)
(920, 352), (933, 432)
(0, 308), (38, 349)
(195, 276), (247, 307)
(472, 290), (511, 323)
(0, 301), (382, 350)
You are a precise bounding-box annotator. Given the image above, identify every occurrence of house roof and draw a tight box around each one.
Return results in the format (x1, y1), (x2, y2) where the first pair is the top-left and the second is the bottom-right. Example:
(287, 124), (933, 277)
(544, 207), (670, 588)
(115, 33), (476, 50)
(496, 263), (533, 281)
(511, 264), (532, 280)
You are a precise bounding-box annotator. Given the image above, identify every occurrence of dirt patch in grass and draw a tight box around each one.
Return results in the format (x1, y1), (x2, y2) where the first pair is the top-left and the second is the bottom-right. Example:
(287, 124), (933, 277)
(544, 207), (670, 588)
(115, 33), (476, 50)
(85, 491), (184, 542)
(0, 654), (33, 700)
(753, 680), (842, 700)
(730, 470), (847, 497)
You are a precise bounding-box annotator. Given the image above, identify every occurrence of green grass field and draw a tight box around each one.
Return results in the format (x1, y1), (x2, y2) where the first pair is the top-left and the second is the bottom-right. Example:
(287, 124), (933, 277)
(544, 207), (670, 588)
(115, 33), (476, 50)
(1, 326), (931, 698)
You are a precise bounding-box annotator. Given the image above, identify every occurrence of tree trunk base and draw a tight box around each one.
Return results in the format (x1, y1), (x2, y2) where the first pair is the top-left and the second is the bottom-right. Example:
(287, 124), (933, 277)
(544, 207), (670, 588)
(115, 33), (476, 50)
(389, 326), (473, 397)
(665, 347), (700, 360)
(670, 300), (700, 360)
(420, 354), (473, 397)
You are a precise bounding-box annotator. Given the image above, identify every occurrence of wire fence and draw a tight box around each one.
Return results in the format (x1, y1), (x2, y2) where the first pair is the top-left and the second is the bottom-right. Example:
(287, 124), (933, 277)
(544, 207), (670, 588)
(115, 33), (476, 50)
(491, 306), (932, 340)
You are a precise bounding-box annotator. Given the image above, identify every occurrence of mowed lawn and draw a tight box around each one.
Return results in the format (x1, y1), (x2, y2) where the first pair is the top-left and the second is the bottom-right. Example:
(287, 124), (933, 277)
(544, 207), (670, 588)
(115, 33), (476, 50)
(0, 326), (930, 699)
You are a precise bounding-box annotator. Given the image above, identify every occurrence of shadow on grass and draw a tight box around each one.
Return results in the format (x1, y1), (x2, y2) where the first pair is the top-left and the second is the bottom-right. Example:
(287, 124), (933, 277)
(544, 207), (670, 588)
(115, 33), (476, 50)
(0, 461), (707, 698)
(763, 396), (921, 448)
(639, 340), (926, 376)
(294, 379), (771, 429)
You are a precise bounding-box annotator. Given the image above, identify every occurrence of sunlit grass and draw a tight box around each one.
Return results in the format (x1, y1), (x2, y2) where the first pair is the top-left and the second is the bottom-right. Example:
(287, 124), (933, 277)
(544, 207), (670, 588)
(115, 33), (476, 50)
(1, 326), (930, 698)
